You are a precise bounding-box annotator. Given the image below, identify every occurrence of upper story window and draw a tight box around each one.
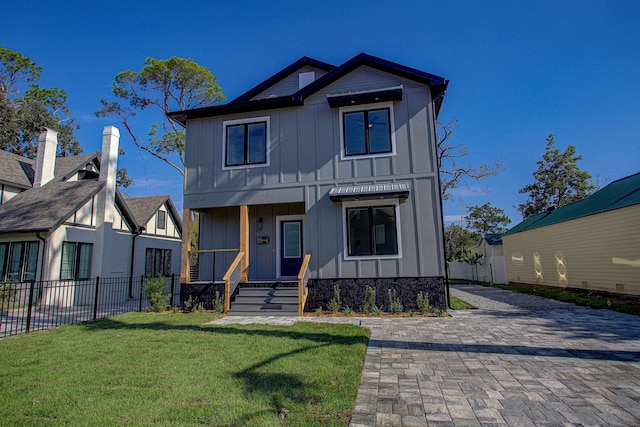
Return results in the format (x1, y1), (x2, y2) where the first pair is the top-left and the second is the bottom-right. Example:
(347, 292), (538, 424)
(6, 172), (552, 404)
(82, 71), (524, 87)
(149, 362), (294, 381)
(223, 117), (270, 169)
(339, 102), (396, 160)
(157, 210), (166, 230)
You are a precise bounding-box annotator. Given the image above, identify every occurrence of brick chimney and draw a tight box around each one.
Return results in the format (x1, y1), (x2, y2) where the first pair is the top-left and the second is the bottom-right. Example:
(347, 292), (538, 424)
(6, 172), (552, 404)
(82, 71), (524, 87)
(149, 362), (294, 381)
(34, 128), (58, 187)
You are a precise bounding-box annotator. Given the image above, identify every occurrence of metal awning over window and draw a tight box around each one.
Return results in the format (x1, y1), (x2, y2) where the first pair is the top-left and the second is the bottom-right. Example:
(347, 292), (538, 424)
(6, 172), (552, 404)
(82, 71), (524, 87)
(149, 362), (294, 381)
(326, 86), (403, 108)
(329, 182), (410, 202)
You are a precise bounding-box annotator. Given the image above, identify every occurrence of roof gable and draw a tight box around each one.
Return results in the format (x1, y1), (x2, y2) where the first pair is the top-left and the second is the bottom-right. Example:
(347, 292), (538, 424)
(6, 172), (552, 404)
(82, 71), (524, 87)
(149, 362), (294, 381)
(0, 180), (104, 233)
(167, 53), (448, 126)
(230, 56), (335, 104)
(504, 172), (640, 236)
(0, 150), (35, 188)
(122, 194), (183, 234)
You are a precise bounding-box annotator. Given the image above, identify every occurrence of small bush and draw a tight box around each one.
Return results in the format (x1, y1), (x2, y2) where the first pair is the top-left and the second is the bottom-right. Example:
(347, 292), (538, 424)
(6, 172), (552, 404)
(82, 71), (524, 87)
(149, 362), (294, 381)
(387, 289), (403, 314)
(327, 284), (341, 313)
(315, 307), (323, 317)
(184, 295), (204, 313)
(372, 306), (382, 316)
(213, 291), (224, 313)
(143, 276), (170, 312)
(417, 292), (432, 313)
(342, 305), (354, 317)
(361, 286), (377, 314)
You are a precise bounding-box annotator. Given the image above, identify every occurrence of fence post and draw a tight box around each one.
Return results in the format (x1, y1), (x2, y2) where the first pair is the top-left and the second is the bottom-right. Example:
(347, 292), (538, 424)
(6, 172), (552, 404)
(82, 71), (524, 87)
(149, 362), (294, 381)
(25, 280), (36, 333)
(93, 277), (101, 320)
(171, 274), (176, 306)
(139, 275), (144, 312)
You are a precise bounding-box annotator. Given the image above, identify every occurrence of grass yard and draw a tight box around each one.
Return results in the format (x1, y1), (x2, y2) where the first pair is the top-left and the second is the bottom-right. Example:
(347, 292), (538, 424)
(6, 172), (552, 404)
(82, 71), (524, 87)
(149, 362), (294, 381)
(449, 295), (474, 309)
(0, 313), (369, 426)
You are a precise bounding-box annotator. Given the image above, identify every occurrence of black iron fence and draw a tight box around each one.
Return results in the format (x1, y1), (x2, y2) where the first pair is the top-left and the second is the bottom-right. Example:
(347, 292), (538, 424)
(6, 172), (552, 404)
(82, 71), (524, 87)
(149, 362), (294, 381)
(0, 275), (178, 338)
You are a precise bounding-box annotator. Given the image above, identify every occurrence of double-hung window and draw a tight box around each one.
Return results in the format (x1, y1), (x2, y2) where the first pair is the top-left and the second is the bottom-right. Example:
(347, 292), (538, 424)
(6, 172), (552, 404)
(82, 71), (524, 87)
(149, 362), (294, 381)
(0, 241), (39, 282)
(157, 211), (166, 230)
(345, 202), (400, 257)
(223, 117), (269, 168)
(60, 242), (93, 280)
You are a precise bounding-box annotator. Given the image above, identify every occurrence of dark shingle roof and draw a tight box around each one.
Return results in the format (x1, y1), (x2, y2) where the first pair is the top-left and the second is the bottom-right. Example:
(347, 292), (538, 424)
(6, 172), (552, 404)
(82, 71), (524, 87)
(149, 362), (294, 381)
(124, 195), (182, 234)
(0, 181), (104, 233)
(503, 172), (640, 236)
(0, 151), (98, 188)
(0, 150), (35, 188)
(54, 154), (98, 180)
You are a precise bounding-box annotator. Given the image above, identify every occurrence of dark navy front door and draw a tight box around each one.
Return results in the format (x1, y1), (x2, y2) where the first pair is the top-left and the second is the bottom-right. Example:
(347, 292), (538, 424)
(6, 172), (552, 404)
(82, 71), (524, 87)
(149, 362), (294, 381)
(280, 220), (303, 276)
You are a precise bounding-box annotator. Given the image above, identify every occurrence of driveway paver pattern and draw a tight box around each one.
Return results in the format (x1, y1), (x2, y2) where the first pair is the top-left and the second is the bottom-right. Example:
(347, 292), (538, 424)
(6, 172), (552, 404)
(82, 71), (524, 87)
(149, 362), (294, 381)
(210, 284), (640, 426)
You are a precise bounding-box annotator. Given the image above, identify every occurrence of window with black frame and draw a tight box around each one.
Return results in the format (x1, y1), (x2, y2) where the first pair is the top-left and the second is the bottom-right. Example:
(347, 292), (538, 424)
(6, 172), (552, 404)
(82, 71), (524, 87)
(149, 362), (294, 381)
(225, 121), (267, 166)
(0, 241), (39, 282)
(343, 108), (392, 156)
(346, 205), (398, 256)
(145, 248), (172, 277)
(157, 210), (166, 230)
(60, 242), (93, 280)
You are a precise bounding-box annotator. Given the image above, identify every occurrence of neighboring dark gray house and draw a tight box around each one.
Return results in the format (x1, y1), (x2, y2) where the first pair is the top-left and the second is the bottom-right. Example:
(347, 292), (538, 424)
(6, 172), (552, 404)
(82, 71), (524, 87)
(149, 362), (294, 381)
(0, 127), (182, 291)
(169, 53), (449, 313)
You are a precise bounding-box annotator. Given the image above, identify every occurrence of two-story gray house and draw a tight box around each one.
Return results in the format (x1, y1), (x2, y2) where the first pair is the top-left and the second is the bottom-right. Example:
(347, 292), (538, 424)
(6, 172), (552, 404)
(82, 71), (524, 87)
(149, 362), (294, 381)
(169, 53), (449, 314)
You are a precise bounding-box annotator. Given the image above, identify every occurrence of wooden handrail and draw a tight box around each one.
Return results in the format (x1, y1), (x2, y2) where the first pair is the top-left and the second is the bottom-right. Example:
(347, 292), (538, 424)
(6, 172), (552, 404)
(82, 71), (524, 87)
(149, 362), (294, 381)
(297, 253), (311, 316)
(190, 249), (239, 254)
(223, 251), (245, 312)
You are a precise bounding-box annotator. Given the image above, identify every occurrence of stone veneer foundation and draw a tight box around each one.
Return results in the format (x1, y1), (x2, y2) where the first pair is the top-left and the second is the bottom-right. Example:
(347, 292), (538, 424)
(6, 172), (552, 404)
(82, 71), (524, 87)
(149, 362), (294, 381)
(306, 277), (446, 312)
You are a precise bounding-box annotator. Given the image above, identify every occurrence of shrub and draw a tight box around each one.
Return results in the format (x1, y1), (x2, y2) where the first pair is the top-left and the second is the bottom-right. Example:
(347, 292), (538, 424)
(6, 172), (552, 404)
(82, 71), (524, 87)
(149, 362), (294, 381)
(327, 284), (341, 313)
(387, 289), (403, 314)
(361, 286), (377, 314)
(342, 305), (354, 317)
(184, 295), (204, 313)
(143, 276), (169, 312)
(417, 291), (432, 313)
(213, 291), (224, 313)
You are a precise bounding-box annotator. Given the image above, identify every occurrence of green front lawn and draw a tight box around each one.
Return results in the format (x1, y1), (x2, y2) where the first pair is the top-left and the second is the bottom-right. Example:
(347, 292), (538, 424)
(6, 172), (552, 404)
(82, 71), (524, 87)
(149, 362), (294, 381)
(0, 313), (369, 426)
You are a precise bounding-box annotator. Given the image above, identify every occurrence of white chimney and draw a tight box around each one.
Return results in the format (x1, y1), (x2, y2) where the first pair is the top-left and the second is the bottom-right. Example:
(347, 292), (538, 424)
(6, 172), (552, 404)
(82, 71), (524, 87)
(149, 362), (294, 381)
(99, 125), (120, 224)
(34, 128), (59, 187)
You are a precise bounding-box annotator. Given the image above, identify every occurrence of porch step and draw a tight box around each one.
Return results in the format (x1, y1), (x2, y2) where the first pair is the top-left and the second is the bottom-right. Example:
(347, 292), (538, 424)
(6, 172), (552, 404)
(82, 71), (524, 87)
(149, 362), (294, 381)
(227, 286), (299, 316)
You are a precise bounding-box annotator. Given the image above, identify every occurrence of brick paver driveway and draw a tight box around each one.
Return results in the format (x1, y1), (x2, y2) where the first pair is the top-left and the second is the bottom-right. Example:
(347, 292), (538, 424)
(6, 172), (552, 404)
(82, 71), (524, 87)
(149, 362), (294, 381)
(212, 284), (640, 426)
(349, 284), (640, 427)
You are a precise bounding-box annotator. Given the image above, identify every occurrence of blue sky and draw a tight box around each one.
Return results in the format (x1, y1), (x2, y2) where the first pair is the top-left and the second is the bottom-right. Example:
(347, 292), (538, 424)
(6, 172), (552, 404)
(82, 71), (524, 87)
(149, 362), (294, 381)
(2, 1), (639, 227)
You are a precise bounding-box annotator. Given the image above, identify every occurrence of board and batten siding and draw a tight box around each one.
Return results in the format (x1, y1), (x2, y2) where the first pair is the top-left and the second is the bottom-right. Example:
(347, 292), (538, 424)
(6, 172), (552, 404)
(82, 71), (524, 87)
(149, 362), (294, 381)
(503, 204), (640, 295)
(186, 65), (445, 279)
(250, 65), (330, 100)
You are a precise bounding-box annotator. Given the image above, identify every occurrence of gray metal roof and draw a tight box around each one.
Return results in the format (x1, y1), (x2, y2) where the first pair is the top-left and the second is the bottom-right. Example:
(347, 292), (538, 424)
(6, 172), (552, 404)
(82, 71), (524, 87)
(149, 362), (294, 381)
(329, 182), (410, 202)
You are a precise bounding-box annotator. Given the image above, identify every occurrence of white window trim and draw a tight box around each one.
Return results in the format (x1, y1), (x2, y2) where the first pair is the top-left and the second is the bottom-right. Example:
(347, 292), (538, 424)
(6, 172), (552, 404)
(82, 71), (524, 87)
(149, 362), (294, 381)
(275, 214), (305, 278)
(339, 101), (396, 161)
(222, 116), (271, 170)
(341, 198), (402, 261)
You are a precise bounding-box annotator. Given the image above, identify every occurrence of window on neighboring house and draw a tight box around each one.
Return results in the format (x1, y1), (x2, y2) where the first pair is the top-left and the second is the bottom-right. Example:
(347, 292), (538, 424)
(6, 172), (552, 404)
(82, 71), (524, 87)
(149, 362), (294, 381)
(342, 107), (392, 157)
(145, 248), (172, 277)
(223, 117), (269, 168)
(0, 241), (39, 282)
(157, 210), (166, 230)
(60, 242), (93, 280)
(346, 204), (399, 257)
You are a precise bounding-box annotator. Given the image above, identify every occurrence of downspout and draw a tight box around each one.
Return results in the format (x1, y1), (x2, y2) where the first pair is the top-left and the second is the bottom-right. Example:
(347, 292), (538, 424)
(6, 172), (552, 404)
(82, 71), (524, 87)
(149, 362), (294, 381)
(128, 226), (145, 298)
(431, 92), (452, 310)
(35, 231), (47, 282)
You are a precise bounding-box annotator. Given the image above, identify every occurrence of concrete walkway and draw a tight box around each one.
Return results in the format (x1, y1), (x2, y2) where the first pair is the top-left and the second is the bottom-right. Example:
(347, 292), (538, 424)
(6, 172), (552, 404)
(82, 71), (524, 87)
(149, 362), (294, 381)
(210, 284), (640, 426)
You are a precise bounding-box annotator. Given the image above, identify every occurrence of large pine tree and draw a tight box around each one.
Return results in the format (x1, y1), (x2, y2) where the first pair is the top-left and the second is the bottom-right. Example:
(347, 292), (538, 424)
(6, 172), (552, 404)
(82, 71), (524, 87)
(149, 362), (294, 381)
(518, 134), (595, 218)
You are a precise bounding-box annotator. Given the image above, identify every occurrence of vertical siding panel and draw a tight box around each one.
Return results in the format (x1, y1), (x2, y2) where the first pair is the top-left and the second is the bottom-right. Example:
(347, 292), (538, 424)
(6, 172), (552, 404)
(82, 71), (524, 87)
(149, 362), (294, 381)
(281, 110), (298, 183)
(298, 105), (316, 182)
